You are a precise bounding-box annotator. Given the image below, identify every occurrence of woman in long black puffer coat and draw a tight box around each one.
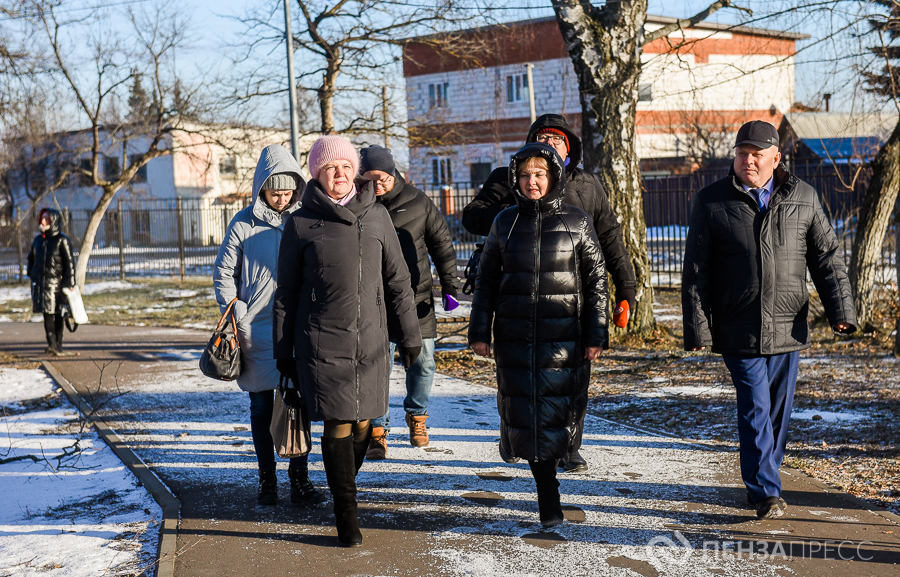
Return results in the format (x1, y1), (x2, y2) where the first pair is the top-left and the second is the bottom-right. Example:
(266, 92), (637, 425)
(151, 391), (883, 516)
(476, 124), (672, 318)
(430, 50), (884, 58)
(27, 208), (76, 356)
(468, 143), (608, 527)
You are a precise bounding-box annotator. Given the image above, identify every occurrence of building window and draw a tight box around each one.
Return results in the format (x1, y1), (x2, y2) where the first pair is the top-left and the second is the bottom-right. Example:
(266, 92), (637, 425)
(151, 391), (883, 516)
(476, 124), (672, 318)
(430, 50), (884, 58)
(104, 155), (121, 180)
(431, 157), (452, 185)
(638, 83), (653, 102)
(132, 210), (151, 244)
(428, 82), (449, 109)
(469, 162), (492, 185)
(506, 73), (528, 103)
(77, 158), (93, 187)
(219, 155), (237, 177)
(128, 154), (148, 183)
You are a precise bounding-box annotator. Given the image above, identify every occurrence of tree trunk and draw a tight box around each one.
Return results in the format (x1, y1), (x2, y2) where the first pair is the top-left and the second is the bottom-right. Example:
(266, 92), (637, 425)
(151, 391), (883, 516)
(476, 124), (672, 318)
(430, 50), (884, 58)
(74, 185), (121, 289)
(849, 121), (900, 332)
(318, 52), (339, 134)
(552, 1), (656, 334)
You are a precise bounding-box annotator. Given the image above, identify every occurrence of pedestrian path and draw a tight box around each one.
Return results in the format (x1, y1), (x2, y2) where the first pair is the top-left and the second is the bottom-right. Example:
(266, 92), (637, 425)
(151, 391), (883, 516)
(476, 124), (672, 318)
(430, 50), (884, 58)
(2, 322), (898, 576)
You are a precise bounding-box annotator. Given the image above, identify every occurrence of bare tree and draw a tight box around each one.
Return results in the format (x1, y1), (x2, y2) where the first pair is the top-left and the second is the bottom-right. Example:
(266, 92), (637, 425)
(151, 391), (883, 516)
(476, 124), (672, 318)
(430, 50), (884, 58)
(549, 0), (753, 334)
(849, 0), (900, 335)
(233, 0), (490, 138)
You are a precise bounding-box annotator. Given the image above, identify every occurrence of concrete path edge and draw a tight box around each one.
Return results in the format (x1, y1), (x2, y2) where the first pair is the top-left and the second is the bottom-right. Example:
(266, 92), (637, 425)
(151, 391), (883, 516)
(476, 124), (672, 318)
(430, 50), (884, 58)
(42, 361), (180, 577)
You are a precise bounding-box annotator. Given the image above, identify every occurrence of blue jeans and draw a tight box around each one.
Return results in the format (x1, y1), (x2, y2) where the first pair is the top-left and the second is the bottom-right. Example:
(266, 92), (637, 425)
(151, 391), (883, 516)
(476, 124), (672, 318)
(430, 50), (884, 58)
(249, 390), (308, 472)
(722, 351), (800, 504)
(372, 338), (435, 432)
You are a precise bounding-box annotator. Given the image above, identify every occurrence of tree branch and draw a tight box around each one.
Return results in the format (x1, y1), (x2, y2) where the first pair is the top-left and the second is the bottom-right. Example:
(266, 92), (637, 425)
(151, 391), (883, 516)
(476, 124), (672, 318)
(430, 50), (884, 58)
(643, 1), (753, 45)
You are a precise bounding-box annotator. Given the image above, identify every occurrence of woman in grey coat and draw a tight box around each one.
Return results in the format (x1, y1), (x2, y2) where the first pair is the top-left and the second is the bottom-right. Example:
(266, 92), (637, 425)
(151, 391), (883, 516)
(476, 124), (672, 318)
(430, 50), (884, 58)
(214, 144), (325, 508)
(273, 135), (421, 547)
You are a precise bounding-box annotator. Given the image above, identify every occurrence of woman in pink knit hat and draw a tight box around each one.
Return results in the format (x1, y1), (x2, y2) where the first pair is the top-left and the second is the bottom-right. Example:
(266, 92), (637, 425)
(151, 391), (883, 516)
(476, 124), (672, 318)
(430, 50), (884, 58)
(273, 135), (422, 547)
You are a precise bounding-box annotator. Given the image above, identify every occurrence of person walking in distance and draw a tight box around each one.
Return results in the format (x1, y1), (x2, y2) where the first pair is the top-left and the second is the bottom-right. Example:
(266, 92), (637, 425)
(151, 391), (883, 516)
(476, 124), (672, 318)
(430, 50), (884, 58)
(468, 143), (608, 527)
(682, 120), (856, 519)
(358, 145), (459, 459)
(27, 208), (76, 356)
(214, 144), (326, 509)
(273, 135), (421, 547)
(462, 113), (635, 473)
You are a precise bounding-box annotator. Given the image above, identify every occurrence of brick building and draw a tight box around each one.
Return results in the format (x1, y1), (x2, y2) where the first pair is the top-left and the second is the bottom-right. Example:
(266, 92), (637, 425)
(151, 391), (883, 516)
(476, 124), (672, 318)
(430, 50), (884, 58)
(403, 16), (806, 183)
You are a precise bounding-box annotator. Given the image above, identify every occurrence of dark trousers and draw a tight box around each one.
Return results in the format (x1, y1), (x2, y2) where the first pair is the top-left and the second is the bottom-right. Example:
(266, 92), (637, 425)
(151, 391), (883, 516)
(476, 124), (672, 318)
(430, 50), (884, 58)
(722, 351), (800, 503)
(248, 390), (307, 472)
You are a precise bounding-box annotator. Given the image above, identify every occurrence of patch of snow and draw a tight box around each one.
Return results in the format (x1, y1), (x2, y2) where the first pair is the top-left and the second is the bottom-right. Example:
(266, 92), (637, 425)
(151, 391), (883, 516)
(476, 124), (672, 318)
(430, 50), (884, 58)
(792, 409), (866, 423)
(160, 289), (199, 299)
(637, 385), (733, 398)
(81, 280), (141, 295)
(0, 368), (57, 406)
(0, 286), (30, 303)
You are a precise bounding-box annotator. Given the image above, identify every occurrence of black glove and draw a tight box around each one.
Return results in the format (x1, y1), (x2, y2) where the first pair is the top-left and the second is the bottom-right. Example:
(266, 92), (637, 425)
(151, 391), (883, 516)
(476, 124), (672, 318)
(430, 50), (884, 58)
(617, 287), (636, 314)
(276, 357), (299, 385)
(400, 346), (422, 369)
(442, 285), (458, 300)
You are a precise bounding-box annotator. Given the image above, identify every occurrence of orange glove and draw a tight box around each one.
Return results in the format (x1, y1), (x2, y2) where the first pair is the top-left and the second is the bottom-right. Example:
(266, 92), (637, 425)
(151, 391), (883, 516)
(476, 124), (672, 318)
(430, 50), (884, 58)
(613, 300), (630, 328)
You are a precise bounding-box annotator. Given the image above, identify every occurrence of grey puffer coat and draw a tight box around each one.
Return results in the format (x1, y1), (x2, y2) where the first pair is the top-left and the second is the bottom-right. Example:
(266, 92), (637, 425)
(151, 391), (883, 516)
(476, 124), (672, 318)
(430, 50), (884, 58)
(213, 144), (304, 392)
(27, 209), (74, 314)
(468, 144), (609, 462)
(376, 173), (458, 339)
(273, 180), (422, 422)
(682, 164), (857, 355)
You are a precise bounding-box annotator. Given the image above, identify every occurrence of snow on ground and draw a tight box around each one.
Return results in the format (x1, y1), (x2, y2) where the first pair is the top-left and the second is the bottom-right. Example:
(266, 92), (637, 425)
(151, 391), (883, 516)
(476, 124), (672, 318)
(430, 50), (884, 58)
(88, 352), (796, 577)
(0, 286), (31, 303)
(0, 368), (161, 576)
(0, 281), (140, 304)
(791, 409), (867, 423)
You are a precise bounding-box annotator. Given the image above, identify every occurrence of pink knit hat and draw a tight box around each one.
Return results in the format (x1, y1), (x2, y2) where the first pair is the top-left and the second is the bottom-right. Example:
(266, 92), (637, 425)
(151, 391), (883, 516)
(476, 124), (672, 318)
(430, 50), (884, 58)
(307, 135), (360, 180)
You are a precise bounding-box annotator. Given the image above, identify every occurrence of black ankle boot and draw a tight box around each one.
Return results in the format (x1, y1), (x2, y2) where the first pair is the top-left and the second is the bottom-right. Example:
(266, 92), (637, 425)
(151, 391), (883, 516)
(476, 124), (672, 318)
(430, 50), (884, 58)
(352, 423), (372, 473)
(289, 466), (327, 508)
(322, 435), (362, 547)
(529, 460), (563, 527)
(257, 469), (277, 505)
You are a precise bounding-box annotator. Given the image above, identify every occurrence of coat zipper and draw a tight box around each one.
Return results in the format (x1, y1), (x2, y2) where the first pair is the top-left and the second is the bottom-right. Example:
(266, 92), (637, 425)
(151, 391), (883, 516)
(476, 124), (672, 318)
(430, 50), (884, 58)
(532, 207), (542, 461)
(356, 217), (364, 422)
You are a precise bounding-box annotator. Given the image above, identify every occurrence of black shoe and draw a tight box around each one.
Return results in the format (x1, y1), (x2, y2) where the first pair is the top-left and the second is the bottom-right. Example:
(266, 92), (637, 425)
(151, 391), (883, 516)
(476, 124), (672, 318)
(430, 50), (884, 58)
(289, 467), (327, 508)
(529, 460), (564, 528)
(560, 450), (588, 473)
(257, 469), (277, 506)
(755, 496), (785, 519)
(499, 443), (520, 464)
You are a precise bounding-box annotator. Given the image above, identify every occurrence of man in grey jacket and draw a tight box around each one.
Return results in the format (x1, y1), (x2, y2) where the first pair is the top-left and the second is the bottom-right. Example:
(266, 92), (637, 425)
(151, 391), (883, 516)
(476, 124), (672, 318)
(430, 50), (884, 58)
(682, 120), (856, 520)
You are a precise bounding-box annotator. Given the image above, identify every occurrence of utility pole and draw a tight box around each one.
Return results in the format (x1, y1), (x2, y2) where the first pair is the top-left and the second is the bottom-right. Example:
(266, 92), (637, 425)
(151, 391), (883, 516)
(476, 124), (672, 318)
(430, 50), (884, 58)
(525, 63), (536, 123)
(283, 0), (300, 159)
(382, 86), (390, 148)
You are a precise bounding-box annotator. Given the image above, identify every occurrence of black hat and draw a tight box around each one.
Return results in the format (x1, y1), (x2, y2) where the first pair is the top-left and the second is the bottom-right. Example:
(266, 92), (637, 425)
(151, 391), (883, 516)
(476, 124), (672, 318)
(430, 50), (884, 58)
(734, 120), (779, 149)
(360, 145), (396, 175)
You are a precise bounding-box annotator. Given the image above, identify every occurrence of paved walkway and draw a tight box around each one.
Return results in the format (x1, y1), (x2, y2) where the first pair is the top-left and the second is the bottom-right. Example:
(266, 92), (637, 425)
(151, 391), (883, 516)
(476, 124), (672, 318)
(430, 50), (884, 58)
(2, 322), (899, 576)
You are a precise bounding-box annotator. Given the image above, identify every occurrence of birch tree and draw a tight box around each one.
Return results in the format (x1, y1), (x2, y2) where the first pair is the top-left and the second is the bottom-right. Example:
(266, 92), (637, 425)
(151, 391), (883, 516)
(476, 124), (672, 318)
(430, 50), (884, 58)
(550, 0), (751, 334)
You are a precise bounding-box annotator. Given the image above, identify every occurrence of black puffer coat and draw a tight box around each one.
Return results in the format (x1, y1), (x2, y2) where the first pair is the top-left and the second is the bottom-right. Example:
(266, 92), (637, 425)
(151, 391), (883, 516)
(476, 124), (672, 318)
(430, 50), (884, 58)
(461, 114), (636, 305)
(273, 181), (422, 422)
(468, 144), (609, 462)
(682, 165), (857, 355)
(377, 173), (458, 339)
(27, 209), (75, 314)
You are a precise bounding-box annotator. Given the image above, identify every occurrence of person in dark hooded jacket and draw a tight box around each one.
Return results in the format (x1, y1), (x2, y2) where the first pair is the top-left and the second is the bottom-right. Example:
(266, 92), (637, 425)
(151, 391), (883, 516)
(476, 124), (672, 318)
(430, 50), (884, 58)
(357, 145), (459, 459)
(468, 143), (608, 528)
(27, 208), (76, 356)
(462, 113), (634, 473)
(273, 135), (422, 547)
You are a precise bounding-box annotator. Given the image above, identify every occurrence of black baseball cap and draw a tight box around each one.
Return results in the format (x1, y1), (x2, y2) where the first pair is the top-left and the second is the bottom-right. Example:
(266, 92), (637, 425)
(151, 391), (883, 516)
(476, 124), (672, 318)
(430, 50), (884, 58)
(734, 120), (779, 149)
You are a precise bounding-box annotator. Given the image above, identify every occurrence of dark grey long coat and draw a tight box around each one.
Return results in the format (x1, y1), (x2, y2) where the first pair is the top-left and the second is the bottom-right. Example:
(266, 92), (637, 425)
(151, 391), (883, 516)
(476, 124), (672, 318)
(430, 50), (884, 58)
(682, 165), (857, 355)
(273, 180), (422, 422)
(27, 209), (74, 314)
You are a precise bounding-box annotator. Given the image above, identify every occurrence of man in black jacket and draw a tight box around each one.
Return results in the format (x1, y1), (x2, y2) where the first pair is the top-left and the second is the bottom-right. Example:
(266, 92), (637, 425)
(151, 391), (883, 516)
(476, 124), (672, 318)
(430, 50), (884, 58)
(359, 146), (459, 460)
(682, 120), (857, 519)
(462, 113), (636, 473)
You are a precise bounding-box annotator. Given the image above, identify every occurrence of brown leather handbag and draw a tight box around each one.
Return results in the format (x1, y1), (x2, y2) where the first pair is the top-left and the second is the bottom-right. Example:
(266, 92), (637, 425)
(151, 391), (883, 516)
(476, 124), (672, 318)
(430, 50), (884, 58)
(270, 374), (312, 458)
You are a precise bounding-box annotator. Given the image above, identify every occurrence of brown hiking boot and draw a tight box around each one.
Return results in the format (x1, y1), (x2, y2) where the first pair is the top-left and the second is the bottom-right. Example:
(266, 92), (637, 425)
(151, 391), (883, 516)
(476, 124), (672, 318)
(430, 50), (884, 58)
(405, 413), (429, 447)
(366, 427), (388, 460)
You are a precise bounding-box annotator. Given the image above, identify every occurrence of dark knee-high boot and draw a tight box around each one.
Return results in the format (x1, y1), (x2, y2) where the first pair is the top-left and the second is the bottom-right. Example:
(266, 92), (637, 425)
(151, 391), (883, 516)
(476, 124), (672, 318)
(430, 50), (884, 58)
(321, 435), (362, 547)
(43, 313), (58, 353)
(529, 460), (563, 527)
(352, 423), (372, 473)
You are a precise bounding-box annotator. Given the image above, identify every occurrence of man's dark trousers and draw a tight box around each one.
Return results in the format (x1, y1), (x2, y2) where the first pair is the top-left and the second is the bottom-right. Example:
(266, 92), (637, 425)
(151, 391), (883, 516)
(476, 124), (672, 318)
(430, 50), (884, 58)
(722, 351), (800, 504)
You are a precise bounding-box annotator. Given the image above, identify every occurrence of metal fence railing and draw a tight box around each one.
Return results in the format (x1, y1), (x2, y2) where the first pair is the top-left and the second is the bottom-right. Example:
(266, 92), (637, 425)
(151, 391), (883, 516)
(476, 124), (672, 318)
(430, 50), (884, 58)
(2, 164), (896, 288)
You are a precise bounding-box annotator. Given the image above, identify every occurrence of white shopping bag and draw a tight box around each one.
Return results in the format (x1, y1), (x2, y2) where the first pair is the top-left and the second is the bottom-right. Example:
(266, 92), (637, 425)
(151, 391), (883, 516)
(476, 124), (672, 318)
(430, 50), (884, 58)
(61, 286), (89, 325)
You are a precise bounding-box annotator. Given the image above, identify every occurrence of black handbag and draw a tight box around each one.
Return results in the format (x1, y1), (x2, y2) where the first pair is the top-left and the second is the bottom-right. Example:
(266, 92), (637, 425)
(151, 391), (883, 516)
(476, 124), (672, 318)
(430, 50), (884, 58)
(199, 297), (241, 381)
(270, 374), (312, 458)
(462, 243), (484, 295)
